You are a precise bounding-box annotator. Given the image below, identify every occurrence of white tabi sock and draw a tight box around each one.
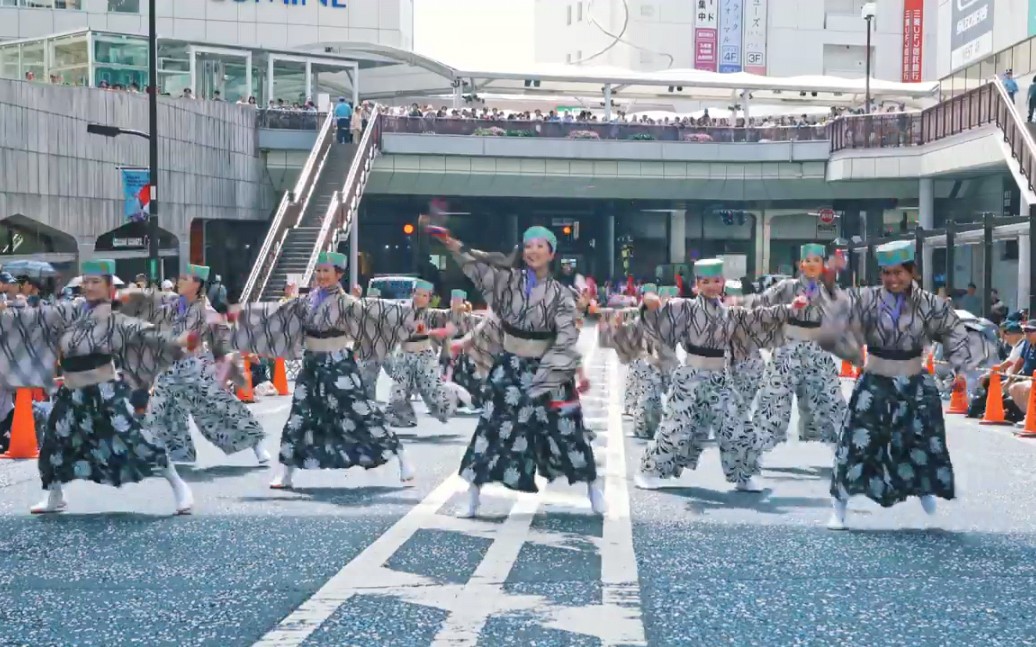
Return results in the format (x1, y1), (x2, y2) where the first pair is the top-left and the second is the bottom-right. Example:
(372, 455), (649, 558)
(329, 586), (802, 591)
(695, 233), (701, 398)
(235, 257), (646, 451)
(270, 465), (295, 490)
(587, 479), (606, 515)
(253, 443), (271, 464)
(919, 495), (937, 515)
(826, 497), (848, 530)
(30, 483), (67, 514)
(162, 464), (194, 515)
(458, 482), (480, 518)
(396, 448), (415, 483)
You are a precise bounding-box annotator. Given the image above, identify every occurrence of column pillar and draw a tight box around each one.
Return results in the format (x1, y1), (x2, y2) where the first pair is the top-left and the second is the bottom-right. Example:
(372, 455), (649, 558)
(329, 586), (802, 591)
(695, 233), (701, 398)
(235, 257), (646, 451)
(177, 236), (191, 276)
(919, 178), (935, 289)
(604, 208), (615, 280)
(507, 214), (519, 245)
(756, 210), (768, 276)
(1019, 234), (1030, 312)
(669, 208), (686, 263)
(603, 85), (612, 121)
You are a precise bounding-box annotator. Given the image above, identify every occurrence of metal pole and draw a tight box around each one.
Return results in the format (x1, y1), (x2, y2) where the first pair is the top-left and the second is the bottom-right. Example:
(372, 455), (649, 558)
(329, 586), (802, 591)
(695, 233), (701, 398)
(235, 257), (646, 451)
(1030, 205), (1036, 316)
(914, 225), (924, 289)
(983, 211), (993, 318)
(945, 217), (955, 300)
(349, 200), (359, 289)
(147, 0), (160, 284)
(864, 16), (872, 113)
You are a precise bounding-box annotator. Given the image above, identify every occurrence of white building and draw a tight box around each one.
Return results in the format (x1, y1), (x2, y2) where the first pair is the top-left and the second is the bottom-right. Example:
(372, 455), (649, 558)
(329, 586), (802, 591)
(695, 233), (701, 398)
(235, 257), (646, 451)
(534, 0), (939, 83)
(0, 0), (414, 51)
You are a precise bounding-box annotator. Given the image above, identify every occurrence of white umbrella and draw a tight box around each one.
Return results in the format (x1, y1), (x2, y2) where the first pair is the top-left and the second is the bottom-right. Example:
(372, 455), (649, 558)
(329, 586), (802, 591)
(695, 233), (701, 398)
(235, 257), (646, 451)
(66, 275), (124, 288)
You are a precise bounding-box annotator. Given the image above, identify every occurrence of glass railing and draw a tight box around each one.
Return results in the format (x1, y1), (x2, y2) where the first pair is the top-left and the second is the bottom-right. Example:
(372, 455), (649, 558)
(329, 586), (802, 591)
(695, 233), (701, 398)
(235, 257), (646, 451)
(378, 115), (830, 142)
(829, 79), (1036, 194)
(256, 109), (327, 131)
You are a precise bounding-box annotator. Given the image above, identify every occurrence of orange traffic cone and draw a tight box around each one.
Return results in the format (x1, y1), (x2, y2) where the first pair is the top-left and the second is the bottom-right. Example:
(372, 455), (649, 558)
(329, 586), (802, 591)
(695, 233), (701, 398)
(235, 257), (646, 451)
(945, 379), (969, 414)
(237, 355), (255, 403)
(0, 389), (39, 459)
(1016, 371), (1036, 437)
(272, 357), (289, 396)
(926, 352), (935, 375)
(979, 372), (1011, 425)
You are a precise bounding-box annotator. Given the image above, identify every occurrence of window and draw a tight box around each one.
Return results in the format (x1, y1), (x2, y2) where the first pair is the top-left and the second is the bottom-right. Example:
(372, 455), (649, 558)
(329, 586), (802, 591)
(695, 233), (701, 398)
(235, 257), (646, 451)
(1014, 39), (1032, 78)
(108, 0), (140, 12)
(566, 4), (572, 25)
(640, 3), (655, 17)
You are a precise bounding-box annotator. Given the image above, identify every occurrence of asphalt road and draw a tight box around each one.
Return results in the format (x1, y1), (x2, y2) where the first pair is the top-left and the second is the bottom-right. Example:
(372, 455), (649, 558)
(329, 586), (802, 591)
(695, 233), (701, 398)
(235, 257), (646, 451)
(2, 336), (1036, 646)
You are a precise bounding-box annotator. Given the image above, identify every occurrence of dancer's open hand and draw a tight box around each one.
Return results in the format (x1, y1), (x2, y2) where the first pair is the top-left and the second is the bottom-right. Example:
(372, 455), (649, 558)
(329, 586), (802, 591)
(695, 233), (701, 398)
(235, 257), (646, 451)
(791, 295), (809, 309)
(642, 293), (661, 311)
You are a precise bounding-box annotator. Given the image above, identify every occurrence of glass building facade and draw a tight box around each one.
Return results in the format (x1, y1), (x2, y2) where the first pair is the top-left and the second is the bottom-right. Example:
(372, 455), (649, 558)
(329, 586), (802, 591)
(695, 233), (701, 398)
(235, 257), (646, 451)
(0, 29), (359, 104)
(940, 35), (1036, 98)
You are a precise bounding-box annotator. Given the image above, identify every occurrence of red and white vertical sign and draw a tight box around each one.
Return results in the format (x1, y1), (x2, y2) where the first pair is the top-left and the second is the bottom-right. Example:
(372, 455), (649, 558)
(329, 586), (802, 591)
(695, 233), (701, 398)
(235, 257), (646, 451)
(901, 0), (924, 82)
(695, 0), (719, 72)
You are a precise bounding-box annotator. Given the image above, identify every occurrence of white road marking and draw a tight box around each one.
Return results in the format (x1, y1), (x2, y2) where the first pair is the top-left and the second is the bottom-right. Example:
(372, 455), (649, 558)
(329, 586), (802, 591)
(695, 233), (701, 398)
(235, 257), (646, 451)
(251, 475), (467, 646)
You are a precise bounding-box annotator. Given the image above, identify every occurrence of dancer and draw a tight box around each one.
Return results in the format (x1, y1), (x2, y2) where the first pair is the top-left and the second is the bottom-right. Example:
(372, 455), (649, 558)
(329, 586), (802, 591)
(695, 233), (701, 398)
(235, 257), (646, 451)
(0, 259), (195, 514)
(441, 290), (485, 412)
(122, 264), (269, 464)
(385, 281), (471, 427)
(823, 241), (975, 530)
(231, 252), (415, 489)
(356, 287), (384, 400)
(634, 258), (806, 491)
(435, 226), (602, 518)
(752, 243), (847, 448)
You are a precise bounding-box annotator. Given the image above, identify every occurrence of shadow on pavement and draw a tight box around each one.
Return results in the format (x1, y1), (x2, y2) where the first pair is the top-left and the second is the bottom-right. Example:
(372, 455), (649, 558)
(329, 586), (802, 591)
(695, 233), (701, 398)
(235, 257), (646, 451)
(659, 486), (832, 516)
(177, 464), (269, 482)
(238, 485), (415, 509)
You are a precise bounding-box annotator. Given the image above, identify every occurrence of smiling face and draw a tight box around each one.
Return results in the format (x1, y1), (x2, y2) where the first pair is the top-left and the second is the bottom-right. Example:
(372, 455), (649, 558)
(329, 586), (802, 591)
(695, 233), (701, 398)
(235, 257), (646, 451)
(81, 275), (110, 301)
(880, 264), (914, 293)
(177, 275), (200, 298)
(523, 238), (554, 272)
(799, 254), (825, 279)
(314, 264), (341, 289)
(696, 275), (725, 299)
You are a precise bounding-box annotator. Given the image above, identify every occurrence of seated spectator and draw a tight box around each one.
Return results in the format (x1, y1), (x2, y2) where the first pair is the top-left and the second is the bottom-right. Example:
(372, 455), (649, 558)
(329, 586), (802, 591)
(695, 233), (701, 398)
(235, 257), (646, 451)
(1006, 320), (1036, 414)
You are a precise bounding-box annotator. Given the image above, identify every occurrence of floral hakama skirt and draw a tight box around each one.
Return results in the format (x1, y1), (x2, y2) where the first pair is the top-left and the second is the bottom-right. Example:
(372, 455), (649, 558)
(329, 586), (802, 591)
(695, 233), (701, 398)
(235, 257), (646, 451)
(831, 372), (955, 507)
(39, 379), (170, 489)
(280, 349), (401, 470)
(458, 352), (597, 493)
(448, 353), (484, 408)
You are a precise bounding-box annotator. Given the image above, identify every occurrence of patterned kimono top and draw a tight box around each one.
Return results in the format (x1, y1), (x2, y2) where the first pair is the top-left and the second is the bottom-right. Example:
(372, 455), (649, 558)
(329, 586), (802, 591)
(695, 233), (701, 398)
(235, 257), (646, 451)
(607, 309), (679, 372)
(121, 290), (229, 357)
(754, 276), (834, 345)
(729, 294), (774, 363)
(638, 296), (791, 368)
(232, 288), (416, 362)
(825, 283), (978, 376)
(458, 311), (504, 378)
(452, 248), (580, 398)
(0, 301), (181, 390)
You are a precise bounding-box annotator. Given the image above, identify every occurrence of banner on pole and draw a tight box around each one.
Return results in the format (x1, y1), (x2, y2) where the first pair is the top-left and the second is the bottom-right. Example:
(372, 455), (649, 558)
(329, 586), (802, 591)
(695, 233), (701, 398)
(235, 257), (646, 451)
(901, 0), (925, 82)
(120, 168), (150, 222)
(742, 0), (768, 74)
(718, 0), (743, 73)
(694, 0), (719, 72)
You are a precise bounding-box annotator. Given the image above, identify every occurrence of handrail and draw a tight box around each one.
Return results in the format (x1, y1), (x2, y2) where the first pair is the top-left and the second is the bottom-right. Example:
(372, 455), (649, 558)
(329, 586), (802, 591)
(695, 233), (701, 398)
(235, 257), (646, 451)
(990, 75), (1036, 192)
(240, 110), (336, 302)
(301, 107), (382, 288)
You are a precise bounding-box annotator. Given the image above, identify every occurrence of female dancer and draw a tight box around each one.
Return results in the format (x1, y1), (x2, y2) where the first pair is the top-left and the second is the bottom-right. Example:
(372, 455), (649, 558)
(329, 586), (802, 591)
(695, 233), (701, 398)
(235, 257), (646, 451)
(122, 264), (269, 464)
(752, 243), (847, 447)
(441, 290), (485, 412)
(0, 259), (195, 514)
(231, 252), (416, 489)
(435, 226), (602, 518)
(822, 241), (975, 530)
(634, 258), (805, 492)
(385, 280), (471, 427)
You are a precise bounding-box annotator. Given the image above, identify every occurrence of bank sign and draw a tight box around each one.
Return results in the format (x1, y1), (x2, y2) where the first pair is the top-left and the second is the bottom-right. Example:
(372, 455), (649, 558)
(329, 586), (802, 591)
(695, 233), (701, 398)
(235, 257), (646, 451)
(950, 0), (993, 71)
(224, 0), (346, 6)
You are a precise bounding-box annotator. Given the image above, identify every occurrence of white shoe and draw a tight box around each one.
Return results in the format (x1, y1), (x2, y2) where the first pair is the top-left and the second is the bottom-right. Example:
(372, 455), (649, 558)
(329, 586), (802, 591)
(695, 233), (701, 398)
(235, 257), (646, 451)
(270, 466), (295, 490)
(164, 465), (194, 515)
(734, 477), (763, 492)
(397, 450), (415, 484)
(634, 473), (666, 490)
(919, 495), (937, 516)
(826, 498), (848, 531)
(457, 483), (480, 518)
(30, 485), (67, 514)
(253, 444), (271, 464)
(588, 480), (606, 515)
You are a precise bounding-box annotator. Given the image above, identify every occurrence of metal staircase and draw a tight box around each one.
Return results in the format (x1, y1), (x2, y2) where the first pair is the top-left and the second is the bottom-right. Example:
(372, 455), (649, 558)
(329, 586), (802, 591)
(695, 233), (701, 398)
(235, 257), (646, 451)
(241, 109), (381, 302)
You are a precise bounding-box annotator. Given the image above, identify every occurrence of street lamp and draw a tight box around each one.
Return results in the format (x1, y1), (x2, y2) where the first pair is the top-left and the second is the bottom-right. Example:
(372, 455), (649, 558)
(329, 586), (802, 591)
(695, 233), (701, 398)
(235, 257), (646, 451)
(862, 2), (876, 113)
(86, 0), (160, 284)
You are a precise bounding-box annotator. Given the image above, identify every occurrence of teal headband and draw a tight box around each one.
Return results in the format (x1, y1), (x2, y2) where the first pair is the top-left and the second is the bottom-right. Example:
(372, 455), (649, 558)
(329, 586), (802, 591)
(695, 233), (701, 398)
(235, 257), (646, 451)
(81, 259), (116, 276)
(640, 283), (658, 295)
(875, 240), (915, 267)
(659, 286), (679, 297)
(185, 264), (210, 281)
(317, 251), (348, 270)
(523, 226), (557, 250)
(414, 279), (434, 292)
(800, 243), (826, 260)
(451, 289), (467, 300)
(694, 258), (724, 278)
(724, 280), (743, 296)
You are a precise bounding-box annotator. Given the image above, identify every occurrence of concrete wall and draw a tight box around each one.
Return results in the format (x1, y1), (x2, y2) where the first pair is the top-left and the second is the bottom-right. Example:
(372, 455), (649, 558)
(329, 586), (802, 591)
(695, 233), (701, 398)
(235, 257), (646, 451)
(0, 78), (273, 263)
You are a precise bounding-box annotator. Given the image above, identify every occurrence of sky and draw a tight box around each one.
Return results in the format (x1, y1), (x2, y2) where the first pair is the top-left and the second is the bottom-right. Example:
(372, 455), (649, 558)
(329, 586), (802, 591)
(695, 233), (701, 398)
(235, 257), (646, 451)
(413, 0), (535, 68)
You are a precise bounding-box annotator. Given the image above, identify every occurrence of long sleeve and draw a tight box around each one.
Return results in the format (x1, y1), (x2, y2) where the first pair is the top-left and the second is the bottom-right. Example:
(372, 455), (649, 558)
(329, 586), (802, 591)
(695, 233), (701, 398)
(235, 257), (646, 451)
(639, 298), (694, 349)
(609, 317), (648, 364)
(530, 290), (580, 398)
(730, 303), (792, 338)
(462, 313), (504, 377)
(119, 289), (179, 325)
(350, 297), (414, 361)
(232, 298), (308, 359)
(925, 296), (975, 373)
(0, 303), (77, 388)
(451, 247), (513, 306)
(112, 314), (185, 389)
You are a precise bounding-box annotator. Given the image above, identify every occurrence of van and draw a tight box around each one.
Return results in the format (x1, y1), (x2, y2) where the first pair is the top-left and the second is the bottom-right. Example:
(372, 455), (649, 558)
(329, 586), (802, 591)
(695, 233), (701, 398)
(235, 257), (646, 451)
(367, 275), (419, 303)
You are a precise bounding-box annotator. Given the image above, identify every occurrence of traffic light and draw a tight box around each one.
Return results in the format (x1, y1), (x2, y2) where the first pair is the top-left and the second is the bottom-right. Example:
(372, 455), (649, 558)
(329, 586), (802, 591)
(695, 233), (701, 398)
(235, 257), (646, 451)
(562, 225), (572, 235)
(403, 223), (415, 235)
